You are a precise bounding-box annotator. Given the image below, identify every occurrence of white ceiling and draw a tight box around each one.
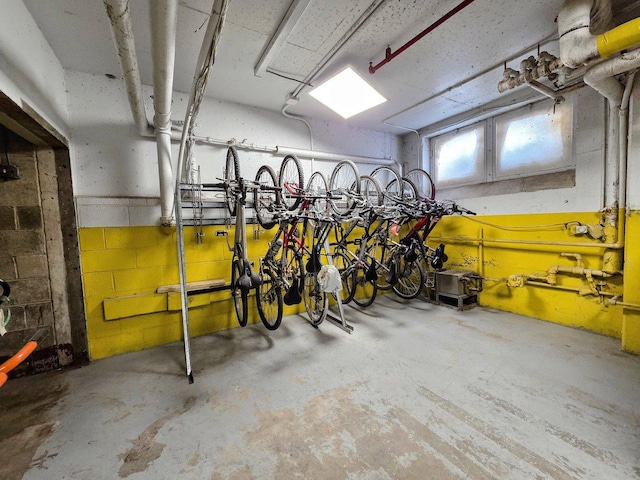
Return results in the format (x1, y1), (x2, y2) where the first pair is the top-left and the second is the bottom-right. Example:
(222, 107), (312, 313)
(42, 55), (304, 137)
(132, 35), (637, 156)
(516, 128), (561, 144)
(23, 0), (572, 133)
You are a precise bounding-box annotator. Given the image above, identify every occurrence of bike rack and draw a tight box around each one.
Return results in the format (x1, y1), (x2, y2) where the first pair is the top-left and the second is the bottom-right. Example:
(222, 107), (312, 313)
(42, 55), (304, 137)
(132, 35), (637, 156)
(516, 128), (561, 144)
(323, 235), (353, 333)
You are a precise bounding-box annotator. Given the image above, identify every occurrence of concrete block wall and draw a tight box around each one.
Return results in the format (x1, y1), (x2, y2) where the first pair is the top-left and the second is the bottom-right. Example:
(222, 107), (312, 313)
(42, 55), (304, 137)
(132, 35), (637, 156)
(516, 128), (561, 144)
(0, 129), (55, 357)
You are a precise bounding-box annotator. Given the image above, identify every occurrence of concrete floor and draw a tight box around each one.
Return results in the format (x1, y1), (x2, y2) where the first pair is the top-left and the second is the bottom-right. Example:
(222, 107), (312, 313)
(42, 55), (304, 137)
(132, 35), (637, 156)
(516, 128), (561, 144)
(1, 295), (639, 480)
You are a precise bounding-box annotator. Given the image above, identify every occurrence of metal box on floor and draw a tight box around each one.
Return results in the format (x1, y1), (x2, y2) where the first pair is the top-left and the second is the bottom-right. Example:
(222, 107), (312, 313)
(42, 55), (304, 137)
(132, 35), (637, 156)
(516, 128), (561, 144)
(435, 270), (483, 310)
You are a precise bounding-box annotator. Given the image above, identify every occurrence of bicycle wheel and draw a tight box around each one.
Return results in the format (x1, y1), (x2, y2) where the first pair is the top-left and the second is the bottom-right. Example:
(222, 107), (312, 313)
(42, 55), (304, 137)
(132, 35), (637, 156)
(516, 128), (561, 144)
(352, 263), (378, 307)
(392, 254), (424, 299)
(231, 255), (249, 326)
(329, 160), (360, 216)
(225, 146), (241, 216)
(256, 269), (283, 330)
(367, 237), (392, 291)
(360, 175), (383, 207)
(254, 165), (280, 229)
(306, 171), (329, 214)
(302, 271), (328, 326)
(387, 177), (419, 203)
(405, 168), (436, 201)
(370, 166), (401, 205)
(331, 251), (355, 304)
(279, 155), (304, 211)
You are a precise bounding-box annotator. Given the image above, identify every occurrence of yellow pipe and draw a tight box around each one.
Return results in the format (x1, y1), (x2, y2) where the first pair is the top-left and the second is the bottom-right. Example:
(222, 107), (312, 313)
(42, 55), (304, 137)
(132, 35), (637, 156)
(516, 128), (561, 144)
(597, 18), (640, 59)
(524, 280), (608, 297)
(609, 296), (640, 312)
(429, 235), (623, 250)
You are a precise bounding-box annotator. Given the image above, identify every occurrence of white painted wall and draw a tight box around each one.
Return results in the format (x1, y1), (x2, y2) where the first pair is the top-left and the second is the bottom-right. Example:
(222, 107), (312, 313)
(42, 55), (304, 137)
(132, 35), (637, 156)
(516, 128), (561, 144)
(401, 87), (608, 215)
(627, 76), (640, 211)
(0, 1), (68, 137)
(66, 70), (401, 227)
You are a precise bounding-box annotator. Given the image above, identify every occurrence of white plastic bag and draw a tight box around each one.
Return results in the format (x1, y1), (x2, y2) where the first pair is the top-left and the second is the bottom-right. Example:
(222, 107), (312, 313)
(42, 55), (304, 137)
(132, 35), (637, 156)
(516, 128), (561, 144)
(317, 264), (342, 293)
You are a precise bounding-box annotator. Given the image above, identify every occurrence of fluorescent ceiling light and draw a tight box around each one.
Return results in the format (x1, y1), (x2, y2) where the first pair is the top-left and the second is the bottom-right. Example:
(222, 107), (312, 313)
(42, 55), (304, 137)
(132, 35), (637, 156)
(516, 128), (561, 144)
(309, 67), (387, 119)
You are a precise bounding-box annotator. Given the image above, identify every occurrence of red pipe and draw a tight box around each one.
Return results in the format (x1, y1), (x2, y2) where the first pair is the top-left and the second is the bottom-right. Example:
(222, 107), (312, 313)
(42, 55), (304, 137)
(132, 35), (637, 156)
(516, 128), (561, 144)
(369, 0), (477, 74)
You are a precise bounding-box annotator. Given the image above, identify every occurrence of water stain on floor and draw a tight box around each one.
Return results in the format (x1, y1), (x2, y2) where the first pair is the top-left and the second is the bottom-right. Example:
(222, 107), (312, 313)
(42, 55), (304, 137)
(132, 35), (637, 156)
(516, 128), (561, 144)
(118, 396), (196, 478)
(0, 371), (68, 480)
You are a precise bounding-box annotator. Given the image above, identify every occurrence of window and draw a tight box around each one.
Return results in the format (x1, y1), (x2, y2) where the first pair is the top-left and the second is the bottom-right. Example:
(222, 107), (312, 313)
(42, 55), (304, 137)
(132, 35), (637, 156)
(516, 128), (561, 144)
(495, 100), (573, 179)
(432, 123), (485, 186)
(427, 98), (574, 188)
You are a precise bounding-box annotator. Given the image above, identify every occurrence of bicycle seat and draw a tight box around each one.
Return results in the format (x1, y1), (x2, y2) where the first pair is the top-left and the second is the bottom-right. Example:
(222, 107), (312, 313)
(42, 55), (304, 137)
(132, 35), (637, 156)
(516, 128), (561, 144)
(306, 251), (323, 274)
(236, 261), (263, 290)
(284, 277), (302, 305)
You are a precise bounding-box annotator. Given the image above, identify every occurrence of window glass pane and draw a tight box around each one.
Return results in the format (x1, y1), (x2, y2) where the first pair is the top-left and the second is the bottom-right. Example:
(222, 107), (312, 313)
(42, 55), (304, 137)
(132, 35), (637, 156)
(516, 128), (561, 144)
(432, 123), (484, 185)
(496, 100), (573, 178)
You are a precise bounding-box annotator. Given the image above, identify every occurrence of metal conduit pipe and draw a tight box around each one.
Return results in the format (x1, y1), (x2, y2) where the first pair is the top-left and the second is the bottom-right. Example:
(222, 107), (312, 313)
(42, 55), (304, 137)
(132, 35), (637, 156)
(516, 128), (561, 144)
(104, 0), (154, 137)
(187, 135), (398, 168)
(368, 0), (477, 74)
(176, 0), (228, 184)
(428, 235), (624, 250)
(150, 0), (178, 225)
(281, 105), (315, 172)
(608, 296), (640, 311)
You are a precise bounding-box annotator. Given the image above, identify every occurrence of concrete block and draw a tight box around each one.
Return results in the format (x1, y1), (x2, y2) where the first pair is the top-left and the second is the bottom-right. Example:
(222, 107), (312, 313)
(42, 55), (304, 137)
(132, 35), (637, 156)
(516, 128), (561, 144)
(0, 255), (17, 280)
(17, 206), (42, 229)
(103, 293), (167, 320)
(82, 272), (115, 297)
(79, 228), (105, 251)
(0, 230), (45, 255)
(9, 277), (52, 305)
(25, 302), (54, 328)
(16, 254), (49, 278)
(0, 206), (16, 230)
(81, 248), (137, 273)
(113, 266), (165, 292)
(105, 226), (159, 249)
(4, 305), (26, 331)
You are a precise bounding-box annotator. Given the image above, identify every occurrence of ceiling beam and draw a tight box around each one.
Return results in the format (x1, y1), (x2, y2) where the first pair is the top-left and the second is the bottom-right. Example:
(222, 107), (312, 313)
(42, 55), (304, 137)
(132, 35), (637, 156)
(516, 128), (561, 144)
(254, 0), (313, 77)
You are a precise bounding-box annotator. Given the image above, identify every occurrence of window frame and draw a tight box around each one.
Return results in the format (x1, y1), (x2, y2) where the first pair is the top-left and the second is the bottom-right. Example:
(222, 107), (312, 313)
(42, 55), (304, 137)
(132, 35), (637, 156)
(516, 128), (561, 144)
(424, 96), (576, 190)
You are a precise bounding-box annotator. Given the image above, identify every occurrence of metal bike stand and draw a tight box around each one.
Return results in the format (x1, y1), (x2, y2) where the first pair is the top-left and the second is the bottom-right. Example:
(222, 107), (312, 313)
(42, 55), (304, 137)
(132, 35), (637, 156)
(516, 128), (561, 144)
(175, 181), (236, 383)
(315, 238), (353, 334)
(175, 181), (195, 383)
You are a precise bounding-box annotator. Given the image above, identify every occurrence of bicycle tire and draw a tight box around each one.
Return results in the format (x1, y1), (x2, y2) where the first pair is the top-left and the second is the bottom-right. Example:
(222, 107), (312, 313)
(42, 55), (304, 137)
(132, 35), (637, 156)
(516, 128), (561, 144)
(387, 177), (419, 204)
(306, 171), (329, 214)
(370, 166), (401, 205)
(254, 165), (280, 229)
(360, 175), (383, 207)
(352, 263), (378, 307)
(329, 160), (360, 216)
(302, 271), (328, 326)
(256, 269), (283, 330)
(331, 251), (355, 304)
(279, 155), (304, 211)
(225, 146), (241, 216)
(405, 168), (436, 200)
(367, 231), (393, 291)
(392, 254), (424, 299)
(231, 255), (249, 326)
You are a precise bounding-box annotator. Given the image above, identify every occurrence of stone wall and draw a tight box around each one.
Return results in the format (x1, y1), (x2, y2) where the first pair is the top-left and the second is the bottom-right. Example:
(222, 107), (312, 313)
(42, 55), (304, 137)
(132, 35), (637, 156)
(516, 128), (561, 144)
(0, 127), (62, 373)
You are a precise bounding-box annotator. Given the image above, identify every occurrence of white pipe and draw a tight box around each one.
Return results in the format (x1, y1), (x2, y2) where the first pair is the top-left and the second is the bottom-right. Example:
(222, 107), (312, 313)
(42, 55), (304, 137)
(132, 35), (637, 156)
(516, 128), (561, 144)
(104, 0), (154, 137)
(558, 0), (598, 68)
(619, 71), (636, 210)
(584, 50), (640, 105)
(188, 134), (397, 167)
(150, 0), (178, 225)
(281, 105), (315, 172)
(275, 146), (398, 168)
